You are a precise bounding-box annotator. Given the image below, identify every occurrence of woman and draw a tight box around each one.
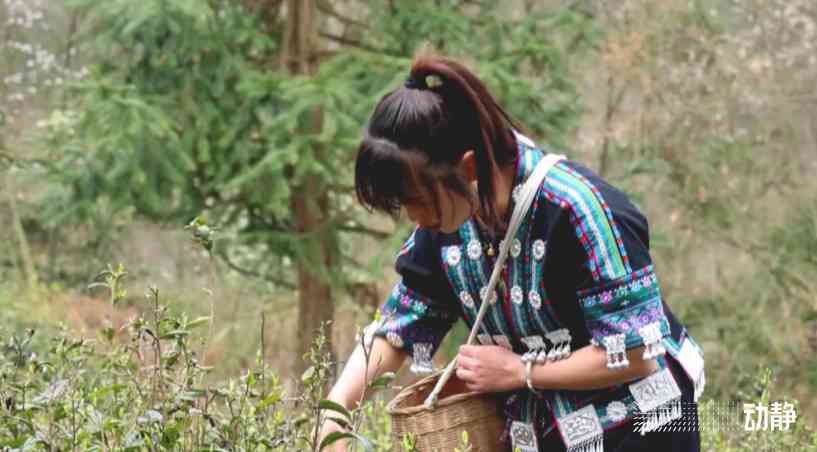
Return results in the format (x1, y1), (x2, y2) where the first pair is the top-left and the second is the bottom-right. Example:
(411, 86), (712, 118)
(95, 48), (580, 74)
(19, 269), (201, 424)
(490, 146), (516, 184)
(321, 55), (705, 451)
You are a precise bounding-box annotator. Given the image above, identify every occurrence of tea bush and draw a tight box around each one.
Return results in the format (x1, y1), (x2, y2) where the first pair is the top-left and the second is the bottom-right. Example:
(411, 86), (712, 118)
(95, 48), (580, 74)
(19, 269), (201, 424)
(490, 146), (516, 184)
(1, 273), (815, 451)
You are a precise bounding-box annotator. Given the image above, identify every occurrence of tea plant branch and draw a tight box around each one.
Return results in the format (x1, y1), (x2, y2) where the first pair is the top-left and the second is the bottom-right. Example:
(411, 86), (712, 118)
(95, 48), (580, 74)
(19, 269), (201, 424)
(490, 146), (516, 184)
(352, 328), (384, 437)
(204, 249), (217, 375)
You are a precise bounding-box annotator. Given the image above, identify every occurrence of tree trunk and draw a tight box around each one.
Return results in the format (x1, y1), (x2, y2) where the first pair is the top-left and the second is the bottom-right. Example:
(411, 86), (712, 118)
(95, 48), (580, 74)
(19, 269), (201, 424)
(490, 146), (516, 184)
(6, 171), (38, 291)
(280, 0), (336, 380)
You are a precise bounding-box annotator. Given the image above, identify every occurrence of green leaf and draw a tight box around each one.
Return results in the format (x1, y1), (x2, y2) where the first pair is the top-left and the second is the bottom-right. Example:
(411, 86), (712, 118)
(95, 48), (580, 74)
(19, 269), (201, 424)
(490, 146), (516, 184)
(325, 416), (352, 430)
(319, 431), (355, 451)
(369, 372), (396, 390)
(258, 392), (281, 411)
(159, 330), (190, 339)
(186, 316), (211, 330)
(318, 399), (351, 421)
(301, 366), (315, 384)
(347, 432), (375, 452)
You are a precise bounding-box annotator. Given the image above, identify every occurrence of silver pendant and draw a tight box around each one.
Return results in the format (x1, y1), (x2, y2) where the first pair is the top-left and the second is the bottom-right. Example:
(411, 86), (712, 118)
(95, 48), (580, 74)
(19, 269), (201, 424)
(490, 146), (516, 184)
(521, 335), (546, 363)
(638, 321), (666, 359)
(603, 334), (629, 370)
(466, 239), (482, 260)
(528, 290), (542, 309)
(511, 285), (524, 305)
(676, 337), (706, 402)
(409, 343), (435, 375)
(532, 239), (547, 260)
(385, 331), (404, 349)
(445, 246), (461, 267)
(510, 238), (522, 258)
(521, 335), (546, 351)
(605, 401), (628, 423)
(629, 367), (682, 434)
(558, 405), (604, 452)
(510, 421), (538, 452)
(546, 328), (572, 361)
(459, 290), (475, 310)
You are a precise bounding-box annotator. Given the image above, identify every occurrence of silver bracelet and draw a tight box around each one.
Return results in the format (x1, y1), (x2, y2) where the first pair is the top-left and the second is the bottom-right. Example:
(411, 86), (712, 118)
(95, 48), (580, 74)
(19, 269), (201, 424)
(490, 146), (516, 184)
(525, 360), (541, 395)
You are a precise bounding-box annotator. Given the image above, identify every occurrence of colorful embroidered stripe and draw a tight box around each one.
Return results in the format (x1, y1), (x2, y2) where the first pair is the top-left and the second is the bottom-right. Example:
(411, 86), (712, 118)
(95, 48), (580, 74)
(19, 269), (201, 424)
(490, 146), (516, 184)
(527, 190), (564, 330)
(397, 227), (417, 258)
(557, 163), (631, 272)
(516, 147), (564, 333)
(545, 164), (628, 281)
(441, 245), (492, 337)
(463, 221), (516, 340)
(510, 211), (536, 337)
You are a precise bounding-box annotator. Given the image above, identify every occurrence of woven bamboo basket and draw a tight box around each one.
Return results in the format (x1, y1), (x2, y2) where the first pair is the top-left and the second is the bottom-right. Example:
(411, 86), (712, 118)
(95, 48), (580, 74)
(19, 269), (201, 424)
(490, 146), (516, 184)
(387, 370), (506, 452)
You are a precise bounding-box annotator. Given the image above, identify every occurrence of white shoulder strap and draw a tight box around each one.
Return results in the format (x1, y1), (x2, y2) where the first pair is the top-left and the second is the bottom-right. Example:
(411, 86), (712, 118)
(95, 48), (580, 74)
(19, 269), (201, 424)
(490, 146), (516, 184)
(424, 152), (565, 408)
(513, 130), (537, 148)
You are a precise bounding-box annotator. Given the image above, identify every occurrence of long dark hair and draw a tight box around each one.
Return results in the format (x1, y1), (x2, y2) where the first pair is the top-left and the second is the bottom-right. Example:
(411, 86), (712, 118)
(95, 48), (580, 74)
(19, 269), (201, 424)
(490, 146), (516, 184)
(354, 54), (523, 234)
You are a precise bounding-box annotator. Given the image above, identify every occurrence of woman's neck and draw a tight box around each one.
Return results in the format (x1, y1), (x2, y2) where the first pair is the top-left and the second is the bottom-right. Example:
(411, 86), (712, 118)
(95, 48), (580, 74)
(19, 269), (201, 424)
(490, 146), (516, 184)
(495, 163), (517, 221)
(474, 163), (517, 235)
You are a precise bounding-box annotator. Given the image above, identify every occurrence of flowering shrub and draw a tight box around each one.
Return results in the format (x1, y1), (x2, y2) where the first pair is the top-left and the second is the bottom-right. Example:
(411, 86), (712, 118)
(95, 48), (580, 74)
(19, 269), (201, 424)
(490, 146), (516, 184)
(1, 0), (86, 132)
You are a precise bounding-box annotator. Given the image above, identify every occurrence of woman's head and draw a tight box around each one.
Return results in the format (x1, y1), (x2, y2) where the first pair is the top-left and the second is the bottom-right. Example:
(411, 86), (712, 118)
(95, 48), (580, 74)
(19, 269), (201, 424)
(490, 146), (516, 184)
(354, 55), (522, 234)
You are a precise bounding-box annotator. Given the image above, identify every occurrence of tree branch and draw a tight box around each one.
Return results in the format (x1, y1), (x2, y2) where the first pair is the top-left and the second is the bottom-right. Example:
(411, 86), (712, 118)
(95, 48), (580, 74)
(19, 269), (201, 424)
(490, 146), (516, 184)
(338, 224), (392, 239)
(215, 248), (296, 289)
(316, 0), (369, 29)
(318, 31), (400, 57)
(0, 150), (51, 168)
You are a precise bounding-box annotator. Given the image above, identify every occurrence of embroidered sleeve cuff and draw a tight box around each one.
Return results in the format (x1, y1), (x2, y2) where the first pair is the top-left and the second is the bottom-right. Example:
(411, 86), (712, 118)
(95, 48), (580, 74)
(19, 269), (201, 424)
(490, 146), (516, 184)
(577, 265), (670, 369)
(367, 280), (456, 375)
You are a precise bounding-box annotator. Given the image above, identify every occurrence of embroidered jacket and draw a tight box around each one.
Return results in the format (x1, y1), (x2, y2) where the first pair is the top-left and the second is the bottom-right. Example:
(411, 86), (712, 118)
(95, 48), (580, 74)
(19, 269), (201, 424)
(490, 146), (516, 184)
(367, 134), (706, 452)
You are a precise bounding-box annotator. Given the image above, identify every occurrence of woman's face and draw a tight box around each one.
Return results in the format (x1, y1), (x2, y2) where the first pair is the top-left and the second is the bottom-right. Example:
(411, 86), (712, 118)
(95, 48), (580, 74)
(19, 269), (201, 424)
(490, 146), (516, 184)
(402, 150), (478, 234)
(403, 183), (475, 234)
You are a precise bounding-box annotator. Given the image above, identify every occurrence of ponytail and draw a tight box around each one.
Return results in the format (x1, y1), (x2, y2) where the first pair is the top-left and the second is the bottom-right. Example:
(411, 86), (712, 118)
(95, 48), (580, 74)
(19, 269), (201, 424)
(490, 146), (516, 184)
(355, 54), (524, 234)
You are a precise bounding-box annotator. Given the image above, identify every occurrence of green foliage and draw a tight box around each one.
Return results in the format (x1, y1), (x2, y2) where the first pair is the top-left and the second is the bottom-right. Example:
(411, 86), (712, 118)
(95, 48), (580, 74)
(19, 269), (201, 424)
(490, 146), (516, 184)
(43, 0), (598, 291)
(7, 1), (815, 449)
(699, 367), (817, 451)
(0, 266), (399, 451)
(2, 296), (815, 451)
(87, 263), (128, 306)
(586, 0), (817, 413)
(184, 216), (217, 254)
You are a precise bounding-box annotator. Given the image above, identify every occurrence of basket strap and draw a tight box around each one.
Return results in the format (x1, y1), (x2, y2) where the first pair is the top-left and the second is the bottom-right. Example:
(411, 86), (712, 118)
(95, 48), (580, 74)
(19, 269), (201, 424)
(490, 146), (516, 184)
(424, 152), (565, 409)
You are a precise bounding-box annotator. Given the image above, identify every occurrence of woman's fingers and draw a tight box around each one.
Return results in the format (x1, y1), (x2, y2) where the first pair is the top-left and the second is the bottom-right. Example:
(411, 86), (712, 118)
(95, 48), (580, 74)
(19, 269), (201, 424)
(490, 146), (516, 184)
(456, 366), (475, 382)
(457, 353), (477, 370)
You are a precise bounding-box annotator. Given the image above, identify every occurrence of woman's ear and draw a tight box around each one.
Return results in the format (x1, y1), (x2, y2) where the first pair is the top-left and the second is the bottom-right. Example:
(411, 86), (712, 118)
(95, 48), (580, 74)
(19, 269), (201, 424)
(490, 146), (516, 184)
(458, 150), (478, 183)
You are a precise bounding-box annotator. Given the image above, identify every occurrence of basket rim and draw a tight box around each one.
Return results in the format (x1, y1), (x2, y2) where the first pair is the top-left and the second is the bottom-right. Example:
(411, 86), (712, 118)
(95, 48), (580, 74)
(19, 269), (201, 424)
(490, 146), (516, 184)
(386, 370), (496, 416)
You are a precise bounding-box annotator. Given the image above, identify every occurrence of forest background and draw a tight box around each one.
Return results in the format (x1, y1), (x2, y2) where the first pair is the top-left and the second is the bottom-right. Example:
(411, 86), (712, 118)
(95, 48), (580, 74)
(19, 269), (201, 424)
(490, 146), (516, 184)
(1, 0), (816, 450)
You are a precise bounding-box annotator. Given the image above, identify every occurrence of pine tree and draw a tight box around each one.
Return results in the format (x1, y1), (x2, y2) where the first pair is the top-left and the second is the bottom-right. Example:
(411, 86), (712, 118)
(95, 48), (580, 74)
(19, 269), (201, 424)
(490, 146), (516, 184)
(47, 0), (597, 376)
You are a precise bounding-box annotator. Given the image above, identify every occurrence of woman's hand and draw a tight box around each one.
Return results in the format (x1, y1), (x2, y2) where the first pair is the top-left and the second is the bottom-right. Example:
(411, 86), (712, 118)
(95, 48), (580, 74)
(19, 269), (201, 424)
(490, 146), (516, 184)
(455, 344), (525, 393)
